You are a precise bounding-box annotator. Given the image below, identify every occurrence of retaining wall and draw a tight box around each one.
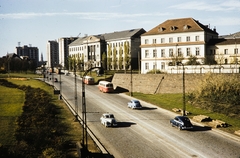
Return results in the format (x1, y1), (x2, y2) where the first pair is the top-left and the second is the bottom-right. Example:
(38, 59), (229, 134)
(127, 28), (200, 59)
(112, 73), (240, 94)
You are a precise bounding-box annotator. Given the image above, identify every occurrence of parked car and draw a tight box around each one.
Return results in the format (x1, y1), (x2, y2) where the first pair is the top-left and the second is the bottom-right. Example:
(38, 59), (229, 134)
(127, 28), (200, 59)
(170, 116), (193, 130)
(100, 113), (117, 127)
(54, 78), (58, 82)
(127, 100), (142, 109)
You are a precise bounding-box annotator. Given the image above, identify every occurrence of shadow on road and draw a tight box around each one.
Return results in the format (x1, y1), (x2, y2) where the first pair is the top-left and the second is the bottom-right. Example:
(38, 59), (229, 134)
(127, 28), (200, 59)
(116, 122), (136, 128)
(189, 125), (212, 132)
(139, 107), (158, 110)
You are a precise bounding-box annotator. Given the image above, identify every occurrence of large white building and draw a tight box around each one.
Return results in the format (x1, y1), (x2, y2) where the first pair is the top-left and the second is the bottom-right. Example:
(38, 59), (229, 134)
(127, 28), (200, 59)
(46, 40), (58, 68)
(68, 28), (146, 71)
(140, 17), (219, 74)
(58, 37), (78, 69)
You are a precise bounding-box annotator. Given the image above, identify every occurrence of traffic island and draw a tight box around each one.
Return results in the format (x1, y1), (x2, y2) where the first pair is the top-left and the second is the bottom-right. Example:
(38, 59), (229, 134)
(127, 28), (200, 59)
(234, 130), (240, 136)
(208, 120), (230, 128)
(193, 115), (212, 122)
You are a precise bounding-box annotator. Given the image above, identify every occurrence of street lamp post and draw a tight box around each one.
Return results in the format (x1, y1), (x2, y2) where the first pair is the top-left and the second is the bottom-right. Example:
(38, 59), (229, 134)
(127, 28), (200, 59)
(177, 62), (186, 116)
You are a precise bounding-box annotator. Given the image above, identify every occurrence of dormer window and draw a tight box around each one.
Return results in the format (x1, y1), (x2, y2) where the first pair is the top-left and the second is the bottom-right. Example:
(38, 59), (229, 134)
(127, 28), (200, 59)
(158, 27), (165, 32)
(184, 25), (190, 30)
(170, 26), (177, 31)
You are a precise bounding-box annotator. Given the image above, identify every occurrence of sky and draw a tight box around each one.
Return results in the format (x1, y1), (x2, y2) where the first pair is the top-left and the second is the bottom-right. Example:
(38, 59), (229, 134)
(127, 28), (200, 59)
(1, 0), (240, 59)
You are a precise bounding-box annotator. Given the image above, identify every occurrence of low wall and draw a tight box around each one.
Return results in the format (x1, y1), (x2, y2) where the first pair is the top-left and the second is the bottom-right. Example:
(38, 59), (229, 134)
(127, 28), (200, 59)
(112, 73), (239, 94)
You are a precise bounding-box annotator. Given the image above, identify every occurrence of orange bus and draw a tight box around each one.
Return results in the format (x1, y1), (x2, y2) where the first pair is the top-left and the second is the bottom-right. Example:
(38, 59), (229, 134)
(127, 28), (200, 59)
(83, 76), (95, 85)
(98, 81), (114, 93)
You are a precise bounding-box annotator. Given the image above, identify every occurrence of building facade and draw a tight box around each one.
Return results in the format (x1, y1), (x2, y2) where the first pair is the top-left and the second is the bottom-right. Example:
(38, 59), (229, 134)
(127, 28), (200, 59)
(16, 45), (39, 65)
(58, 37), (78, 69)
(68, 28), (146, 71)
(46, 40), (59, 68)
(140, 18), (219, 74)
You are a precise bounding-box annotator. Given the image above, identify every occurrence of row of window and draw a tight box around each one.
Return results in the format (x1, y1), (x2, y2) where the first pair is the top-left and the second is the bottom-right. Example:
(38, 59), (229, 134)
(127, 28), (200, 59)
(208, 48), (239, 55)
(144, 47), (200, 58)
(145, 62), (165, 70)
(145, 36), (200, 44)
(69, 41), (130, 52)
(224, 48), (239, 55)
(69, 45), (99, 52)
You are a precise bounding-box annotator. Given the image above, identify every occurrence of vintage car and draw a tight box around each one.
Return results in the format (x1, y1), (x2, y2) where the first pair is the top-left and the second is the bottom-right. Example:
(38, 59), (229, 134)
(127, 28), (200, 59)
(170, 116), (193, 130)
(100, 113), (117, 127)
(127, 100), (142, 109)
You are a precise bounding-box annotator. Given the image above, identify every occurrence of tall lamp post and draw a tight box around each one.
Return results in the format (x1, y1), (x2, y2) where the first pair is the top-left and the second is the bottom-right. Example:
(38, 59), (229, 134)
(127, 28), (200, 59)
(177, 62), (186, 116)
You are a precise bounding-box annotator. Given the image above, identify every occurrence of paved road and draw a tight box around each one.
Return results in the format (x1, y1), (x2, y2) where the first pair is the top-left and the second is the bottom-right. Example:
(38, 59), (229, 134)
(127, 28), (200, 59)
(47, 73), (240, 158)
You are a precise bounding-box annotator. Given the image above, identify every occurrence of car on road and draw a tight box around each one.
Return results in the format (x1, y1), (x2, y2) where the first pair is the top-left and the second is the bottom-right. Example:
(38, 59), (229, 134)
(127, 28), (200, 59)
(54, 78), (58, 82)
(170, 116), (193, 130)
(100, 113), (117, 127)
(127, 100), (142, 109)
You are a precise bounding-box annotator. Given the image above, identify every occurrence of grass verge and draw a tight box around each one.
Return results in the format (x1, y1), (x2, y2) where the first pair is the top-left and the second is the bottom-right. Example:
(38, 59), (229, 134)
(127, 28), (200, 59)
(131, 92), (240, 134)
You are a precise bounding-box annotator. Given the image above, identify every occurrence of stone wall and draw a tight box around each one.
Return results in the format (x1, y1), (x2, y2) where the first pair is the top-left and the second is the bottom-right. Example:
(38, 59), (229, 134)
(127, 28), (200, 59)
(112, 73), (239, 94)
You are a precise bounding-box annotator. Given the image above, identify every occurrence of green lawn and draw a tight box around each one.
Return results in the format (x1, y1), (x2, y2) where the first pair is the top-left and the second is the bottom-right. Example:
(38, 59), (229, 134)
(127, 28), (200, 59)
(0, 85), (24, 145)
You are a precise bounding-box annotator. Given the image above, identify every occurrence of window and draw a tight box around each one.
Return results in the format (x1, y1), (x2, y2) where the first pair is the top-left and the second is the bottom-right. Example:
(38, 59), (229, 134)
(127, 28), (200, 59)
(177, 48), (182, 56)
(186, 36), (190, 42)
(153, 49), (157, 58)
(196, 47), (200, 56)
(145, 39), (149, 44)
(153, 62), (157, 70)
(177, 37), (181, 42)
(187, 48), (191, 56)
(145, 50), (149, 58)
(169, 49), (173, 57)
(153, 39), (157, 44)
(234, 48), (238, 54)
(161, 63), (165, 70)
(195, 36), (199, 41)
(145, 63), (149, 70)
(161, 49), (165, 57)
(169, 37), (173, 43)
(161, 38), (165, 43)
(224, 49), (228, 55)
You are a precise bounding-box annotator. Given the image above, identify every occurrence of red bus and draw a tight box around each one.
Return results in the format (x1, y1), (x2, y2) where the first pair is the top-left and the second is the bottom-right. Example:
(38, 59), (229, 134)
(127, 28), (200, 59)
(98, 81), (114, 93)
(83, 76), (95, 85)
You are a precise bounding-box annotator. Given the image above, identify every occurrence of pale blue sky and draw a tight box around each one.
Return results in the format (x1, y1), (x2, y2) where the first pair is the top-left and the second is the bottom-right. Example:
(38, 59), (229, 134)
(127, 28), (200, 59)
(1, 0), (240, 59)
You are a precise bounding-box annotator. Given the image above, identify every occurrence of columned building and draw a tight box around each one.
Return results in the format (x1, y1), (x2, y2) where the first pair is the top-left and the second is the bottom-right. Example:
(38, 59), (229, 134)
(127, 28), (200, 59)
(68, 28), (146, 71)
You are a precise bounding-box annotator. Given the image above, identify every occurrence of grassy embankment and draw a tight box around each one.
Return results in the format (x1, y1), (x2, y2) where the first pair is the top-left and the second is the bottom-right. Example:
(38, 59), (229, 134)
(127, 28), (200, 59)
(131, 92), (240, 134)
(0, 73), (101, 157)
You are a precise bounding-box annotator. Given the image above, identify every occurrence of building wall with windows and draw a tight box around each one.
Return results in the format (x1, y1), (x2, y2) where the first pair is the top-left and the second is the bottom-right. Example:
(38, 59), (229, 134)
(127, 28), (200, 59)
(207, 38), (240, 65)
(16, 45), (39, 65)
(68, 28), (146, 71)
(46, 40), (59, 68)
(58, 37), (78, 69)
(140, 18), (218, 74)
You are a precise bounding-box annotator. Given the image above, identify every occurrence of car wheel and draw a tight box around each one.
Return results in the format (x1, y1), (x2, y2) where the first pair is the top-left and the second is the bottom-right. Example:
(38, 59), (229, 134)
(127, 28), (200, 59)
(171, 122), (174, 127)
(178, 125), (182, 130)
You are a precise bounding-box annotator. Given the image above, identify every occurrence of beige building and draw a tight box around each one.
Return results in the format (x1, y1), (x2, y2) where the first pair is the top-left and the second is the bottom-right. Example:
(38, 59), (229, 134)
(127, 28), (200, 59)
(140, 17), (219, 74)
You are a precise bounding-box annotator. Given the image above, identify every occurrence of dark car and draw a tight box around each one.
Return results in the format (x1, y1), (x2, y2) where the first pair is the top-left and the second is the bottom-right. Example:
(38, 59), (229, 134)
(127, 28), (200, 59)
(170, 116), (193, 130)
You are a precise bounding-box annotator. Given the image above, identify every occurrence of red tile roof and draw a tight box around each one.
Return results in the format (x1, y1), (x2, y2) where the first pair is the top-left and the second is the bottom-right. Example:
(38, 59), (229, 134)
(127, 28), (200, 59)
(142, 17), (218, 36)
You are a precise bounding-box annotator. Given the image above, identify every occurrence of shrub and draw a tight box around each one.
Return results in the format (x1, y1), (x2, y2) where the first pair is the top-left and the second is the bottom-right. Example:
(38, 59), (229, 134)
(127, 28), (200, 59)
(189, 73), (240, 118)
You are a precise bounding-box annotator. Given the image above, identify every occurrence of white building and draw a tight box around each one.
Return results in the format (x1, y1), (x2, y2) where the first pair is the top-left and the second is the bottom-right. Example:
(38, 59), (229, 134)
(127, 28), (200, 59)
(140, 17), (219, 74)
(46, 40), (58, 68)
(58, 37), (78, 69)
(68, 28), (146, 71)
